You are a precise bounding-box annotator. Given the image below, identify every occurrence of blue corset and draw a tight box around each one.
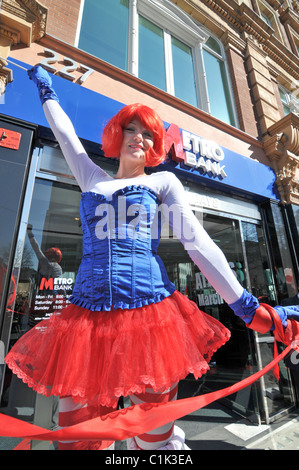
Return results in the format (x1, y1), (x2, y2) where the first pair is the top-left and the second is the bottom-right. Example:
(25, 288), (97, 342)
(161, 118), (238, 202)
(69, 185), (176, 311)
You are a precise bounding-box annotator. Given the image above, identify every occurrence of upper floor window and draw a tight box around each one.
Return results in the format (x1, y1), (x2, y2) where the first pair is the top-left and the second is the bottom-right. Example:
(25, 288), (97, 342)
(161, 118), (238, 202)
(260, 11), (272, 28)
(279, 85), (299, 115)
(77, 0), (237, 127)
(257, 0), (283, 42)
(78, 0), (130, 71)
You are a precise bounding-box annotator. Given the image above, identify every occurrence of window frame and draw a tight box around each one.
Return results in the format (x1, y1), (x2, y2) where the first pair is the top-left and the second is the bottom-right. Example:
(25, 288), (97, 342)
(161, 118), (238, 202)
(257, 0), (284, 42)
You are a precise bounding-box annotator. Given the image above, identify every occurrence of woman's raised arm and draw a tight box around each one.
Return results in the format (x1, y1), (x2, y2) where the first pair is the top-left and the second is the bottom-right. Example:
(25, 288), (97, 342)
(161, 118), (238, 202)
(28, 65), (109, 191)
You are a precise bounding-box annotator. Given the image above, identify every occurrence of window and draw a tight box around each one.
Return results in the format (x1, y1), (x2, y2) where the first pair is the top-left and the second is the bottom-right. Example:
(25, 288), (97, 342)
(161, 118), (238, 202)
(78, 0), (129, 71)
(171, 36), (198, 108)
(203, 38), (235, 126)
(257, 1), (283, 42)
(138, 16), (166, 91)
(77, 0), (237, 127)
(279, 86), (299, 115)
(279, 88), (291, 115)
(261, 11), (272, 28)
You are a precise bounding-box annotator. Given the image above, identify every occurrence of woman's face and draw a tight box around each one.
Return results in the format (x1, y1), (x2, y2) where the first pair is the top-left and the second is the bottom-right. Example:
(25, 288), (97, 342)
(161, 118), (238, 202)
(120, 119), (154, 164)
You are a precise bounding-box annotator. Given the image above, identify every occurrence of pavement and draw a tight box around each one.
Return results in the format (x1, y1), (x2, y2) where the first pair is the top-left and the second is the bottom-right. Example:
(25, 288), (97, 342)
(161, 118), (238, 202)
(179, 404), (299, 451)
(1, 381), (299, 451)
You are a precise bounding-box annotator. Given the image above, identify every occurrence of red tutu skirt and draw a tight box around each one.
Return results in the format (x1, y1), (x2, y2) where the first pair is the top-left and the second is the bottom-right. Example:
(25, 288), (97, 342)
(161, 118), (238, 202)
(5, 291), (230, 407)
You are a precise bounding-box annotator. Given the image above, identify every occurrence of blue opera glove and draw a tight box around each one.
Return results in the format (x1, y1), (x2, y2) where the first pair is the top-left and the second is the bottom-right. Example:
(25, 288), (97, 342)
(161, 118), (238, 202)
(229, 289), (289, 330)
(274, 305), (299, 326)
(229, 289), (260, 324)
(28, 65), (59, 104)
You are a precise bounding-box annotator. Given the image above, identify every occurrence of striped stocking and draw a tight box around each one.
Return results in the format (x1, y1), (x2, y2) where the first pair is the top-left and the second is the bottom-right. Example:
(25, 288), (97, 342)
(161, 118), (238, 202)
(129, 383), (179, 450)
(58, 396), (116, 450)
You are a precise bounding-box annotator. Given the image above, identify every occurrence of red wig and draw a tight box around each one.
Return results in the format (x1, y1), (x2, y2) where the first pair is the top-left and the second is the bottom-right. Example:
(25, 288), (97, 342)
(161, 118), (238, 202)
(45, 247), (62, 263)
(102, 103), (166, 167)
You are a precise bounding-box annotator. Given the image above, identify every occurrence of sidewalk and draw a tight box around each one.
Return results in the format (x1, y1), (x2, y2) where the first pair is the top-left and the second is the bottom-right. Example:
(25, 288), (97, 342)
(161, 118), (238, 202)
(178, 403), (299, 451)
(1, 396), (299, 450)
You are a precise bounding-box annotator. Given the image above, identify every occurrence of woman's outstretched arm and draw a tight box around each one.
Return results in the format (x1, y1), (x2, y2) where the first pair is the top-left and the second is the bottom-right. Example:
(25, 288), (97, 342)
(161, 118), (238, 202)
(28, 65), (109, 191)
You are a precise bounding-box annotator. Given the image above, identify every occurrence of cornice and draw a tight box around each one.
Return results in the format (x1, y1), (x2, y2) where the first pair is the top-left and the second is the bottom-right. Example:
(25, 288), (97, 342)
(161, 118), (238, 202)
(266, 0), (281, 10)
(280, 7), (299, 34)
(179, 0), (299, 81)
(0, 25), (21, 45)
(1, 0), (48, 42)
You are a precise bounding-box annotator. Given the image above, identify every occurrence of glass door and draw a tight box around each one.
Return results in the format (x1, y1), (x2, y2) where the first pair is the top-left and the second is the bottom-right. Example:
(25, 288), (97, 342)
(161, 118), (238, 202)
(241, 221), (295, 422)
(1, 178), (82, 422)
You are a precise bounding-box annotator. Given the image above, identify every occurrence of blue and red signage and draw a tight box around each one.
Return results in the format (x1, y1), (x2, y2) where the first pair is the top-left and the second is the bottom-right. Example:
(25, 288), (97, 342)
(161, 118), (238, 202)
(2, 57), (279, 201)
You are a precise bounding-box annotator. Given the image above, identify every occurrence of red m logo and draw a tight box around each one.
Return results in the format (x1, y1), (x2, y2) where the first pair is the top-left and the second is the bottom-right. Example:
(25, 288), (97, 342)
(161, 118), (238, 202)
(164, 124), (185, 163)
(39, 278), (54, 290)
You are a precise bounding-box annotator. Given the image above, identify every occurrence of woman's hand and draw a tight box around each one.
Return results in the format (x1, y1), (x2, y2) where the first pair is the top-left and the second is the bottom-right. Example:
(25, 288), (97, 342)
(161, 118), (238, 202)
(274, 305), (299, 323)
(229, 289), (294, 330)
(28, 65), (59, 104)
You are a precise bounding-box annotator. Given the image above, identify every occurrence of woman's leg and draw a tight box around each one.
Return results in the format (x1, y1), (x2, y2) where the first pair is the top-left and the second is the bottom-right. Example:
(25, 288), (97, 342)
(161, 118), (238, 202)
(129, 383), (184, 450)
(58, 396), (116, 450)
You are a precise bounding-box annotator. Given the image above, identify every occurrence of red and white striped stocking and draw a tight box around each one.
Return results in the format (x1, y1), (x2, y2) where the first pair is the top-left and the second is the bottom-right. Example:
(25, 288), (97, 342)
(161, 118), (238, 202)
(128, 383), (182, 450)
(58, 396), (116, 450)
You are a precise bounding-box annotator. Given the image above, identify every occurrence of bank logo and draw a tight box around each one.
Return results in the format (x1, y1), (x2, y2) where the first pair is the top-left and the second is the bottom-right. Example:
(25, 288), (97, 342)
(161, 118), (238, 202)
(39, 277), (73, 291)
(165, 123), (227, 179)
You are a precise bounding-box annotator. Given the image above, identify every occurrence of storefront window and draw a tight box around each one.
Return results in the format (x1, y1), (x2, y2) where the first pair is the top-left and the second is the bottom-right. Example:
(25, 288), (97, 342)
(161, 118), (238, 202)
(0, 160), (23, 321)
(242, 220), (295, 419)
(242, 222), (275, 303)
(2, 179), (82, 419)
(265, 203), (297, 298)
(13, 179), (82, 334)
(292, 204), (299, 227)
(158, 208), (296, 419)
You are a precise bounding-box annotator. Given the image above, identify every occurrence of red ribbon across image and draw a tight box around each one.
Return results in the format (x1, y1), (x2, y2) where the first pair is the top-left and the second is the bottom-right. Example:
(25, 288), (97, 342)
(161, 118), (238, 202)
(1, 305), (298, 448)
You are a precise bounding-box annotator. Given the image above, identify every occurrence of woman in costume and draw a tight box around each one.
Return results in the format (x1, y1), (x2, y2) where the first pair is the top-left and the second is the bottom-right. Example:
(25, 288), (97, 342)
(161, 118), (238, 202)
(5, 66), (299, 451)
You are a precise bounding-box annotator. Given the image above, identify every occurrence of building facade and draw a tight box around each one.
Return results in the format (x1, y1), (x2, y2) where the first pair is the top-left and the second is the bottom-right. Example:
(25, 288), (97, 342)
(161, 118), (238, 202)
(0, 0), (299, 434)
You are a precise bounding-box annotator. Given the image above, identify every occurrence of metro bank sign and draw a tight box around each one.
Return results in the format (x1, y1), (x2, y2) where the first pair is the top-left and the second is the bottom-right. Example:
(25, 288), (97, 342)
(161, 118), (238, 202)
(5, 57), (279, 200)
(164, 124), (227, 179)
(163, 123), (279, 200)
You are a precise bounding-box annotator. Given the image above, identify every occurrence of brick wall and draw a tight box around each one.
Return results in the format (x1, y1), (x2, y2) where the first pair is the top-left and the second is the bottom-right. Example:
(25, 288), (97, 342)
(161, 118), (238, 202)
(245, 40), (282, 136)
(226, 47), (259, 138)
(42, 0), (82, 45)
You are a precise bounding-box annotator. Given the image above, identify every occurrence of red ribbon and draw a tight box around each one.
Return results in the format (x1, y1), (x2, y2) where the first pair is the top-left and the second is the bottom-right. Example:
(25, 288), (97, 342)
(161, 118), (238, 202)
(1, 306), (298, 447)
(0, 342), (293, 445)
